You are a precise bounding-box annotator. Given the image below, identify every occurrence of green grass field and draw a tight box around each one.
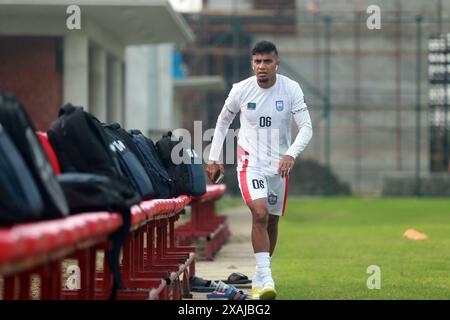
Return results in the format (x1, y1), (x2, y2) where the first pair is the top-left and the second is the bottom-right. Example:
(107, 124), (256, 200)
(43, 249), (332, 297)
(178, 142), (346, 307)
(221, 196), (450, 299)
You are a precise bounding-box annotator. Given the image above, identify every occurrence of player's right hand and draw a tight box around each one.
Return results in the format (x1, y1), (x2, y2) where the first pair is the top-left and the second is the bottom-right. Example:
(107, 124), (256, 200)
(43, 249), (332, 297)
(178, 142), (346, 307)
(206, 160), (224, 183)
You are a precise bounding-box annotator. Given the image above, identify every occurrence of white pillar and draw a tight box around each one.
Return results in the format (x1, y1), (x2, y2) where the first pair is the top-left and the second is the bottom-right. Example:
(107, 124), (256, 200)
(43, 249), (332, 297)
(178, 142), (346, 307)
(63, 34), (89, 110)
(89, 46), (107, 121)
(107, 55), (123, 124)
(125, 46), (154, 130)
(125, 44), (174, 133)
(156, 44), (174, 130)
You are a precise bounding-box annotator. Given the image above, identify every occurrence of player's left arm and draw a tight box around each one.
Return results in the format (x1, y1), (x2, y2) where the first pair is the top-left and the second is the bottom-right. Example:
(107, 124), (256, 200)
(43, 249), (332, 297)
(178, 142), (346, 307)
(278, 83), (313, 178)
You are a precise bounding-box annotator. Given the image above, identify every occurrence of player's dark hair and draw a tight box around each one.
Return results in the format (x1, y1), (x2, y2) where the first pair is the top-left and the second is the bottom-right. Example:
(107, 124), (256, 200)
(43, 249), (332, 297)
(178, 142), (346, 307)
(251, 40), (278, 56)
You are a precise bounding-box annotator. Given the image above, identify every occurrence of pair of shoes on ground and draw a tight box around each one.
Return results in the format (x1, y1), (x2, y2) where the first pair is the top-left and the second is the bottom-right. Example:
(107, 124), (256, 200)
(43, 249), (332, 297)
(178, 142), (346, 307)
(189, 276), (228, 293)
(207, 285), (248, 300)
(190, 274), (250, 293)
(190, 276), (248, 299)
(222, 272), (251, 285)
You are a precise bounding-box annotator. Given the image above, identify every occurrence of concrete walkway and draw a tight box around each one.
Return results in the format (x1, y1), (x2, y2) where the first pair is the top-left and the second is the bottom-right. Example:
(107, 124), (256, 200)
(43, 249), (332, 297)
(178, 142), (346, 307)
(187, 205), (255, 300)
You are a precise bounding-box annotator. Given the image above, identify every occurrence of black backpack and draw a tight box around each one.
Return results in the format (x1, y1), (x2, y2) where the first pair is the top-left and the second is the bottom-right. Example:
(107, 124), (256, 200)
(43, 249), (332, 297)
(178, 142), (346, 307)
(0, 123), (43, 225)
(47, 104), (122, 177)
(47, 104), (141, 210)
(47, 103), (140, 299)
(102, 123), (157, 200)
(156, 131), (206, 197)
(0, 93), (69, 220)
(129, 130), (176, 199)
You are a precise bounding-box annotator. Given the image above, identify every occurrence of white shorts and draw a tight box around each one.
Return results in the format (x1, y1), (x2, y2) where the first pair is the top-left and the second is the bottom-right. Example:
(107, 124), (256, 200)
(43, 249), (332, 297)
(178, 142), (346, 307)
(237, 168), (289, 216)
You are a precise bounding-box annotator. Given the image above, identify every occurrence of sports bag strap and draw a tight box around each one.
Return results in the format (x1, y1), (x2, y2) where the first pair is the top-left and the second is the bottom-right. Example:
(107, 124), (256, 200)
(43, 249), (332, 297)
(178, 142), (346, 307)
(108, 206), (131, 300)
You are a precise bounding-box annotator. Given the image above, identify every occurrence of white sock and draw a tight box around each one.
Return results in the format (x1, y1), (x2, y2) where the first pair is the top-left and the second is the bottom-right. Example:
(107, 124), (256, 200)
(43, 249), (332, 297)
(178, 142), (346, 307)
(265, 255), (275, 286)
(255, 252), (271, 280)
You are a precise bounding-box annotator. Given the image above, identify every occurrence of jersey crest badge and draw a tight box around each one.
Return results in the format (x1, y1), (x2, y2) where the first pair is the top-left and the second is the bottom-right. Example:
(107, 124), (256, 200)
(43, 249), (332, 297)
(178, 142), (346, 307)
(276, 100), (284, 112)
(247, 102), (256, 110)
(268, 193), (278, 205)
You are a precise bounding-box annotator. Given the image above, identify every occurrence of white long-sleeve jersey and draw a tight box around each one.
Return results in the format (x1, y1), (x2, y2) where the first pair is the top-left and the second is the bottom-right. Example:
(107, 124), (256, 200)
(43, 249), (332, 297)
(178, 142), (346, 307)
(209, 74), (313, 175)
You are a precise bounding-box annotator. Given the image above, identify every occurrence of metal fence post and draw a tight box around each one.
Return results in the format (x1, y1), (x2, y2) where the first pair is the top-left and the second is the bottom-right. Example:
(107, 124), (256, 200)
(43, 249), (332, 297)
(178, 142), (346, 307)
(324, 16), (332, 196)
(415, 16), (423, 197)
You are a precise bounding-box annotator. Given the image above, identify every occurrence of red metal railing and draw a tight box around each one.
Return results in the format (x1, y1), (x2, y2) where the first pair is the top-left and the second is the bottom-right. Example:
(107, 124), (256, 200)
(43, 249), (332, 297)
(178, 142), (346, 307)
(175, 184), (230, 260)
(0, 132), (228, 300)
(0, 186), (226, 300)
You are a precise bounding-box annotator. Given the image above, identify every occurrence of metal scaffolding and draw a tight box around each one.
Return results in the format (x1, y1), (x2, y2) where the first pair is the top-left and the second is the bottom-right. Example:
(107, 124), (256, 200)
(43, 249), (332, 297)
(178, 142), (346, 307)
(181, 10), (450, 196)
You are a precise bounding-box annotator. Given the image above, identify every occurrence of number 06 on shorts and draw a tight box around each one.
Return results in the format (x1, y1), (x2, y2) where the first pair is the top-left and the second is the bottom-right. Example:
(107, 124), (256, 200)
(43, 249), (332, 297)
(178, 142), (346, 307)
(237, 169), (289, 216)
